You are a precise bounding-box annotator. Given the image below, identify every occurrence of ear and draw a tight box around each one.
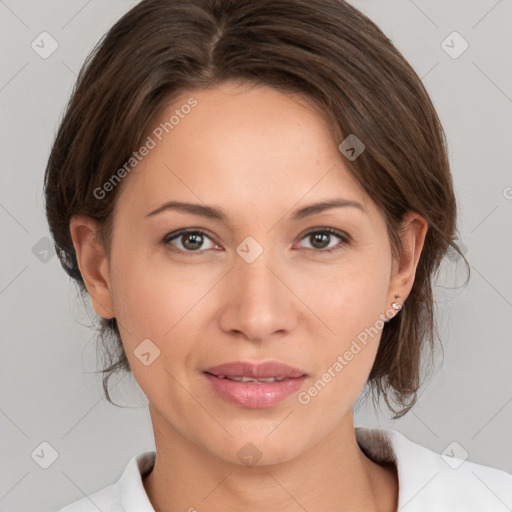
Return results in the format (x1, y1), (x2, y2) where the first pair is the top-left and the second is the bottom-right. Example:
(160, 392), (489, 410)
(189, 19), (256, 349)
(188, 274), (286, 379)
(388, 211), (428, 306)
(69, 215), (115, 319)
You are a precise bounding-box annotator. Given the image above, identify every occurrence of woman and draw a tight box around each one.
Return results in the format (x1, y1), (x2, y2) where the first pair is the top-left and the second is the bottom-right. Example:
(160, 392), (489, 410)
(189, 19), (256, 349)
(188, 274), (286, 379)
(45, 0), (512, 510)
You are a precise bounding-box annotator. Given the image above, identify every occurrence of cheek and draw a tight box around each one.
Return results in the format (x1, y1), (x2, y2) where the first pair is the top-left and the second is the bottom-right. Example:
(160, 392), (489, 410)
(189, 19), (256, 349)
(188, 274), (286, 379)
(108, 252), (195, 397)
(302, 251), (391, 392)
(305, 248), (391, 330)
(108, 243), (179, 343)
(109, 243), (216, 371)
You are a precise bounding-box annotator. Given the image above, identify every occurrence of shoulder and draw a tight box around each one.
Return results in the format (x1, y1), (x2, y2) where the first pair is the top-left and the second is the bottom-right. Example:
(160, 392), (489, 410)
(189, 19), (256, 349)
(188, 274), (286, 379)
(356, 426), (512, 511)
(58, 483), (119, 512)
(57, 451), (156, 512)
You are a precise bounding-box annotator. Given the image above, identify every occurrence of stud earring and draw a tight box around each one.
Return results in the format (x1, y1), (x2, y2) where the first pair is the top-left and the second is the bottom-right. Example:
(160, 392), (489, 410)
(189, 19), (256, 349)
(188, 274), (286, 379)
(391, 293), (402, 311)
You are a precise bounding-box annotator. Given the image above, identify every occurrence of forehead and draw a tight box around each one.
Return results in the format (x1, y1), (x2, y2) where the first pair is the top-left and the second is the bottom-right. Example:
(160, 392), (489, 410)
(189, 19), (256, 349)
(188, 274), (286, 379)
(151, 80), (338, 161)
(113, 80), (373, 222)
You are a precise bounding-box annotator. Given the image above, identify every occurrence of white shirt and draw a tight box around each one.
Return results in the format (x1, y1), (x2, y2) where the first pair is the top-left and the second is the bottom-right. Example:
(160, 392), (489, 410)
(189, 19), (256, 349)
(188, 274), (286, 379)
(58, 426), (512, 511)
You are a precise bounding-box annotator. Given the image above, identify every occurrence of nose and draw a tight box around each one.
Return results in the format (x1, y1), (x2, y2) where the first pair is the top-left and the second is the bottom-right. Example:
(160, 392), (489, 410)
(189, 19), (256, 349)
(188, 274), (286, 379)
(217, 250), (298, 342)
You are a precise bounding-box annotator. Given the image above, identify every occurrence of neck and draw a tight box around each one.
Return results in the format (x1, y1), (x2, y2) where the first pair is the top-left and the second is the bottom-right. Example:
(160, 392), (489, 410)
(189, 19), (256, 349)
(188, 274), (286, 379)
(142, 406), (398, 512)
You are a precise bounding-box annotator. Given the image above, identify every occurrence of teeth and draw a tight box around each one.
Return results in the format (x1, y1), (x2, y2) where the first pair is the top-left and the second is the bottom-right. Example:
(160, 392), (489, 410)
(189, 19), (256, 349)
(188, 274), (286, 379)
(219, 375), (287, 383)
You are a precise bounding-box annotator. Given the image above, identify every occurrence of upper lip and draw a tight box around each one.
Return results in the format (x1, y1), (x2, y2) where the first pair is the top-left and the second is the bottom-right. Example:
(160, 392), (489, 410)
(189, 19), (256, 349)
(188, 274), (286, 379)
(204, 361), (308, 379)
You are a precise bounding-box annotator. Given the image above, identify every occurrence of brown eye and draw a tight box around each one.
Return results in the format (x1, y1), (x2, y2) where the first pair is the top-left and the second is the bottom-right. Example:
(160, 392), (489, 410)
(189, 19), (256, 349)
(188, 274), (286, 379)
(298, 228), (350, 254)
(164, 229), (216, 254)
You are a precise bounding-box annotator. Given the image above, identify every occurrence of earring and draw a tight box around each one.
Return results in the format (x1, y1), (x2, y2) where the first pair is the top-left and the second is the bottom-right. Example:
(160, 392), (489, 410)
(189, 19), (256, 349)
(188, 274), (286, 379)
(391, 294), (402, 311)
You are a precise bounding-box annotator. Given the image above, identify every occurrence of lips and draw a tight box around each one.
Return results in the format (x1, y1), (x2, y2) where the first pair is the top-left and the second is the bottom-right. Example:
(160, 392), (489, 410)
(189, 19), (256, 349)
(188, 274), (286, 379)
(203, 361), (308, 380)
(203, 361), (309, 408)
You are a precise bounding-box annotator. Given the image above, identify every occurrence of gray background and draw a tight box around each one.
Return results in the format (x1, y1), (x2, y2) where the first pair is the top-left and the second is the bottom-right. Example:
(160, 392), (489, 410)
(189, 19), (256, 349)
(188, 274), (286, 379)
(0, 1), (511, 511)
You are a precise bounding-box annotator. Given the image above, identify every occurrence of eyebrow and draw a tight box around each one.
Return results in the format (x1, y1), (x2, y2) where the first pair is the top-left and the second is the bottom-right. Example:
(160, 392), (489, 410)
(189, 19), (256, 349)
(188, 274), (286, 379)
(145, 198), (366, 221)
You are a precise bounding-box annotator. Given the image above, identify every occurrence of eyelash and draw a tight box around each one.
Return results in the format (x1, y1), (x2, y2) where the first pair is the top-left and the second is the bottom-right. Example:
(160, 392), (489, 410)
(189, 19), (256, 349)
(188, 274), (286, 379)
(163, 227), (351, 257)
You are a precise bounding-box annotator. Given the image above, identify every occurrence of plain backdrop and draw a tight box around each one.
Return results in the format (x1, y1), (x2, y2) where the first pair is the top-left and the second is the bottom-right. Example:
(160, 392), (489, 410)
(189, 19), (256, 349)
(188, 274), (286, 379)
(0, 1), (511, 511)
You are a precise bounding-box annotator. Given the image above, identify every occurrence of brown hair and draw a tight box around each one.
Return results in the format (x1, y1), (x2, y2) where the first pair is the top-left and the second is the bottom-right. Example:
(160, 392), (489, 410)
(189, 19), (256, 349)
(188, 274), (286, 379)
(44, 0), (468, 418)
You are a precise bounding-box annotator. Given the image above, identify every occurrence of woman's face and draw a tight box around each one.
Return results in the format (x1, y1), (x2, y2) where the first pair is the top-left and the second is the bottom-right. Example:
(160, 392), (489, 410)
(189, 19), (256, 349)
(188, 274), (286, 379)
(74, 79), (425, 465)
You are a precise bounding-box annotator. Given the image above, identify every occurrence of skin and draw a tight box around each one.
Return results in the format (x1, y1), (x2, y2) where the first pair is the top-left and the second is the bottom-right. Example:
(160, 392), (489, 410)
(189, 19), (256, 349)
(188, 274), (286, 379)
(70, 79), (428, 512)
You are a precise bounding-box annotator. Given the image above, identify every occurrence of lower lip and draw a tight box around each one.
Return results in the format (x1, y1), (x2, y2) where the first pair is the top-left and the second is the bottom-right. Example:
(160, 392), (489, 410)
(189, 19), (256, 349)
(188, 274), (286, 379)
(203, 373), (307, 408)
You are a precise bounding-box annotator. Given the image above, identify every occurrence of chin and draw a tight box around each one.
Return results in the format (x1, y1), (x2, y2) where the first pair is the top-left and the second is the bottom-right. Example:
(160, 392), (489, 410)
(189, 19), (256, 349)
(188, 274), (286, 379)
(205, 429), (308, 468)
